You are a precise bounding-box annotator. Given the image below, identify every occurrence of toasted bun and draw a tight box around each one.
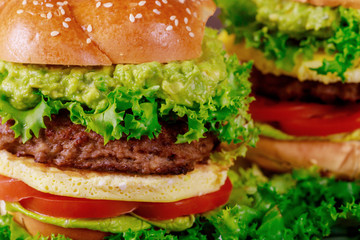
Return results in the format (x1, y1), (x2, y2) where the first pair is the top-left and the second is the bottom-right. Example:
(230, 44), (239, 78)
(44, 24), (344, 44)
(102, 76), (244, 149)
(12, 212), (108, 240)
(0, 0), (216, 65)
(293, 0), (360, 9)
(246, 137), (360, 179)
(0, 150), (227, 202)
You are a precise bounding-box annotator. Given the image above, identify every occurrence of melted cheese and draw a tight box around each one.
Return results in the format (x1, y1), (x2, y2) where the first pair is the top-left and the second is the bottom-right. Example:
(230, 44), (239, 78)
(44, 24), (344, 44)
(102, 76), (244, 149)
(0, 150), (227, 203)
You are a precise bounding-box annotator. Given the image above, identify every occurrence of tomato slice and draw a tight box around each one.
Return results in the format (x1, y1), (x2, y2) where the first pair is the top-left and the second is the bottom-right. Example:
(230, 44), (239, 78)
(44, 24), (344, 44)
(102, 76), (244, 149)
(20, 195), (138, 219)
(250, 96), (360, 136)
(0, 175), (232, 220)
(0, 175), (49, 202)
(134, 178), (233, 221)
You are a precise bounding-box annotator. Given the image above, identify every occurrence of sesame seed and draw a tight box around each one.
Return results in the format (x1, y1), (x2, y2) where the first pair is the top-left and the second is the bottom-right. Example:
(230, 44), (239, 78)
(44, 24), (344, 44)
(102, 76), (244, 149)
(189, 32), (195, 38)
(96, 2), (101, 8)
(87, 25), (93, 32)
(166, 25), (173, 31)
(22, 0), (27, 5)
(17, 9), (24, 14)
(138, 1), (146, 6)
(170, 15), (176, 21)
(103, 2), (113, 8)
(174, 19), (179, 26)
(135, 13), (142, 19)
(129, 13), (135, 22)
(186, 26), (191, 31)
(59, 7), (65, 15)
(162, 0), (168, 3)
(65, 17), (71, 22)
(45, 3), (54, 7)
(33, 1), (38, 5)
(179, 0), (184, 3)
(184, 17), (188, 24)
(155, 1), (161, 6)
(153, 9), (160, 15)
(40, 13), (46, 18)
(57, 1), (68, 6)
(47, 12), (52, 19)
(186, 8), (191, 15)
(51, 31), (59, 37)
(86, 38), (92, 44)
(63, 22), (69, 28)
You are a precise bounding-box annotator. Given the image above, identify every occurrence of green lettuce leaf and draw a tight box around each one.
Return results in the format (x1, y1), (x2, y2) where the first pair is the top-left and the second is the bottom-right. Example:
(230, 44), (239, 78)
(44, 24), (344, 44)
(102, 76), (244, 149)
(0, 94), (55, 143)
(315, 7), (360, 80)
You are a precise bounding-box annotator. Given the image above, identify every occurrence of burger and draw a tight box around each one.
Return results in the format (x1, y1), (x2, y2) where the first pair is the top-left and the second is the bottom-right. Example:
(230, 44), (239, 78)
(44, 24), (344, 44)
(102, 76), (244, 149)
(0, 0), (256, 239)
(217, 0), (360, 178)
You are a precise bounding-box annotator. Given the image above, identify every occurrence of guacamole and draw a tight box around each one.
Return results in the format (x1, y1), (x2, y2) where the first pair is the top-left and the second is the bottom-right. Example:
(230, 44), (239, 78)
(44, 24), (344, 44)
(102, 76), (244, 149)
(0, 28), (226, 111)
(253, 0), (339, 38)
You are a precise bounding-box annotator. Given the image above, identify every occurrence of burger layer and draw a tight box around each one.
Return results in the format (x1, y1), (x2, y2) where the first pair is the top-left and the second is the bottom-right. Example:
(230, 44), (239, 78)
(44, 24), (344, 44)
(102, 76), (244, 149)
(0, 150), (227, 202)
(251, 69), (360, 104)
(218, 0), (360, 84)
(220, 34), (360, 85)
(0, 113), (217, 175)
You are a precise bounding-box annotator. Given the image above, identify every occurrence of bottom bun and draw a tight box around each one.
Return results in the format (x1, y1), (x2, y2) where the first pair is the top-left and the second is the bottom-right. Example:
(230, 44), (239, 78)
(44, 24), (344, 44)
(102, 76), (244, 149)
(246, 137), (360, 179)
(11, 212), (108, 240)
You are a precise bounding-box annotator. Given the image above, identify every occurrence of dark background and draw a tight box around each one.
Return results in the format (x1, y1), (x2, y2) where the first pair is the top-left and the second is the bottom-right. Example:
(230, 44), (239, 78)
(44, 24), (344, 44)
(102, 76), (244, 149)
(207, 9), (222, 29)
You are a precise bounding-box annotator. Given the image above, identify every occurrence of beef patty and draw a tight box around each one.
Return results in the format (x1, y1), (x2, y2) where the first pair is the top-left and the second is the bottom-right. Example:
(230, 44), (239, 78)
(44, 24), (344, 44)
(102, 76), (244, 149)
(0, 113), (218, 175)
(251, 69), (360, 104)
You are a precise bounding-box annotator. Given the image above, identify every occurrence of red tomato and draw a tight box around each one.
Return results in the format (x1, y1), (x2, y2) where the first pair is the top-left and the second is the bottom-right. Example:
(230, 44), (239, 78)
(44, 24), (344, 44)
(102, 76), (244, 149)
(0, 175), (232, 220)
(0, 175), (49, 201)
(0, 175), (138, 219)
(20, 195), (138, 219)
(134, 178), (233, 221)
(250, 96), (360, 136)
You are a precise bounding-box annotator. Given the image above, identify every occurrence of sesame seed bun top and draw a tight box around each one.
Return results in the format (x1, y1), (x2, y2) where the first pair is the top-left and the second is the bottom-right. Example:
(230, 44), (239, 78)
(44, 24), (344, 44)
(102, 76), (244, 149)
(293, 0), (360, 9)
(0, 0), (216, 66)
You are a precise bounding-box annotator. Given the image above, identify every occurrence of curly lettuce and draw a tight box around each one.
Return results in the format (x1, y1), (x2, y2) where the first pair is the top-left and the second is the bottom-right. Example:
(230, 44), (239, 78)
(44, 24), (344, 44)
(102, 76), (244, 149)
(217, 0), (360, 81)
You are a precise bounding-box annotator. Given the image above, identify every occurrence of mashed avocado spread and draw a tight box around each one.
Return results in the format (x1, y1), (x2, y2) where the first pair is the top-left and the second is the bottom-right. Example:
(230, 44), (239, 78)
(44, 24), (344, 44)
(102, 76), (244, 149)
(253, 0), (339, 38)
(0, 28), (226, 111)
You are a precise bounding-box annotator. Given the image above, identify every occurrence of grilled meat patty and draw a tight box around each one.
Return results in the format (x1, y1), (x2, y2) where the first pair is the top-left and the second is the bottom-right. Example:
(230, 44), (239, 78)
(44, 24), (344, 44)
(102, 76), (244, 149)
(0, 113), (218, 175)
(251, 69), (360, 104)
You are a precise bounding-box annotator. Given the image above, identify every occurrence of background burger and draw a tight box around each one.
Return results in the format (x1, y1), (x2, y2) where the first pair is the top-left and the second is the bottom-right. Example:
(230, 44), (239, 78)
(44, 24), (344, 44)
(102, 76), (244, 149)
(0, 0), (256, 239)
(217, 0), (360, 178)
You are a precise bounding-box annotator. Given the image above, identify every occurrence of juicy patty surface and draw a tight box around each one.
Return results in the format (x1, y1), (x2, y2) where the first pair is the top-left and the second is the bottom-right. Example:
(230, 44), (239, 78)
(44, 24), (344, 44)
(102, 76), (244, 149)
(251, 69), (360, 104)
(0, 113), (218, 175)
